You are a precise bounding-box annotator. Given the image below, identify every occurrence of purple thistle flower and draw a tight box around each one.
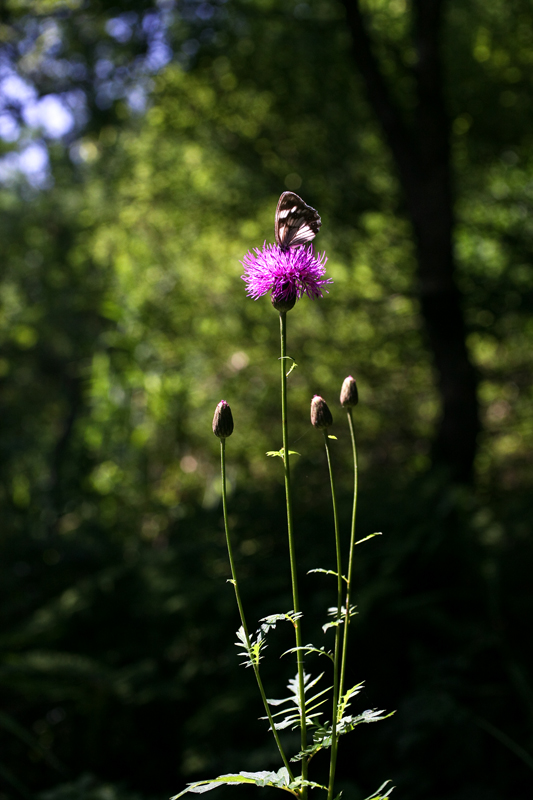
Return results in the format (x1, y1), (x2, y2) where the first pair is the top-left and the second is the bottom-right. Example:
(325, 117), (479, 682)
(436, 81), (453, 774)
(241, 243), (332, 310)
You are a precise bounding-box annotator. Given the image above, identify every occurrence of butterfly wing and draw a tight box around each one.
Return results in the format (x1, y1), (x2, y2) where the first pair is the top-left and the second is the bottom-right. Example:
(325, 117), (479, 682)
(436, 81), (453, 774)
(275, 192), (321, 250)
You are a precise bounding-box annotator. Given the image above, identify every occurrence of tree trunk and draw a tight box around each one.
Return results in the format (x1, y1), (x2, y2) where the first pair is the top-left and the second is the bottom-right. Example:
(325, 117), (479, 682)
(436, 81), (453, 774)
(341, 0), (479, 482)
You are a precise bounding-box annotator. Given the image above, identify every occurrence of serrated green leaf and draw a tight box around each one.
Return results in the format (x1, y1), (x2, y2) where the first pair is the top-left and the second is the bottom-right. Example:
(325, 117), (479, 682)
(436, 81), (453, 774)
(289, 778), (328, 792)
(337, 683), (364, 719)
(323, 604), (356, 632)
(234, 626), (265, 668)
(259, 611), (302, 635)
(282, 644), (334, 662)
(171, 768), (297, 799)
(290, 724), (333, 761)
(267, 687), (329, 721)
(290, 707), (394, 763)
(264, 672), (329, 731)
(336, 708), (395, 736)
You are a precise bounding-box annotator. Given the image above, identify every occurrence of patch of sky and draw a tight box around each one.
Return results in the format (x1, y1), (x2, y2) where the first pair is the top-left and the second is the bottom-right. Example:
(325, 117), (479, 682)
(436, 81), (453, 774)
(1, 73), (36, 105)
(146, 41), (173, 71)
(127, 86), (149, 114)
(95, 58), (115, 80)
(42, 58), (75, 81)
(105, 14), (138, 44)
(0, 67), (78, 140)
(61, 90), (88, 128)
(23, 94), (75, 137)
(142, 11), (164, 36)
(0, 2), (189, 187)
(0, 142), (50, 189)
(0, 115), (20, 142)
(0, 59), (83, 185)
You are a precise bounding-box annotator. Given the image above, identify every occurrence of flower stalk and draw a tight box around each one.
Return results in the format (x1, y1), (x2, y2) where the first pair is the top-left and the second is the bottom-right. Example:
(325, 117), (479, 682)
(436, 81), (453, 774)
(339, 406), (358, 707)
(279, 311), (308, 791)
(313, 409), (343, 800)
(338, 378), (359, 705)
(219, 434), (294, 778)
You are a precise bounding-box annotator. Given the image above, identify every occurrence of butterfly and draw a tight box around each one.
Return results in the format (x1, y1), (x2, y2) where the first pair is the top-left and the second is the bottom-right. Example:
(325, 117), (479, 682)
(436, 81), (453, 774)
(275, 191), (321, 251)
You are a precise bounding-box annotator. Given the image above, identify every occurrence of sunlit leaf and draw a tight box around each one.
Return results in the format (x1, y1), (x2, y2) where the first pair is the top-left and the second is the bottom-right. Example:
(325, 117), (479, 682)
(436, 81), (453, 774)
(171, 768), (296, 798)
(355, 533), (382, 545)
(307, 568), (348, 583)
(363, 780), (395, 800)
(266, 449), (300, 458)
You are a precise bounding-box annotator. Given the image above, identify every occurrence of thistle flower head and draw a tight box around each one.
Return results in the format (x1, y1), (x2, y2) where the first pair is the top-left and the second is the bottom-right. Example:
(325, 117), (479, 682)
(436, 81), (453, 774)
(241, 243), (331, 310)
(212, 400), (234, 439)
(310, 395), (333, 430)
(340, 375), (359, 408)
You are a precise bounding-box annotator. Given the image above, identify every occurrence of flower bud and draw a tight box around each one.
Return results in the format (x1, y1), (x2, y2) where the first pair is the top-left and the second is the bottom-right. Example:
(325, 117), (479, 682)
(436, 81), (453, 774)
(310, 395), (333, 430)
(271, 287), (297, 312)
(340, 375), (359, 408)
(212, 400), (234, 439)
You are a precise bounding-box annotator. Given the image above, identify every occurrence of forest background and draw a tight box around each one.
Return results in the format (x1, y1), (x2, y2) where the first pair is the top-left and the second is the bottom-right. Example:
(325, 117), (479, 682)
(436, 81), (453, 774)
(1, 1), (533, 799)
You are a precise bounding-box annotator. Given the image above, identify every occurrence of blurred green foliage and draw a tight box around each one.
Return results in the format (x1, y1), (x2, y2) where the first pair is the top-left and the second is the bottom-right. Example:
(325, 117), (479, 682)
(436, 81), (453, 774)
(1, 1), (533, 799)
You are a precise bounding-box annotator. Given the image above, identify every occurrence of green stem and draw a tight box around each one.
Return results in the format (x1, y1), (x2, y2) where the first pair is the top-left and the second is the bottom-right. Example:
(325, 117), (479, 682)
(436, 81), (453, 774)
(220, 439), (294, 779)
(323, 431), (342, 800)
(339, 409), (358, 704)
(279, 311), (308, 793)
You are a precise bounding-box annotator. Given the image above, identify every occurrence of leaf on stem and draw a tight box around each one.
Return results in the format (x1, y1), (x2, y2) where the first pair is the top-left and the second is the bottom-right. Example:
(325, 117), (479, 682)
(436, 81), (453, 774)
(290, 725), (332, 762)
(282, 644), (334, 662)
(171, 768), (297, 798)
(234, 626), (266, 668)
(355, 533), (382, 546)
(262, 672), (331, 731)
(336, 708), (395, 736)
(327, 604), (356, 619)
(266, 449), (301, 458)
(290, 708), (394, 762)
(362, 780), (395, 800)
(237, 612), (303, 669)
(322, 619), (343, 633)
(288, 777), (328, 793)
(279, 355), (298, 377)
(337, 683), (364, 720)
(322, 605), (357, 633)
(259, 611), (303, 635)
(307, 568), (348, 583)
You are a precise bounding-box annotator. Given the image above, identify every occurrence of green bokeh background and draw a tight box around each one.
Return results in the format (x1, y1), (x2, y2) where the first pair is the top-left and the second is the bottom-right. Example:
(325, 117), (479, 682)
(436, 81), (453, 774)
(1, 2), (533, 799)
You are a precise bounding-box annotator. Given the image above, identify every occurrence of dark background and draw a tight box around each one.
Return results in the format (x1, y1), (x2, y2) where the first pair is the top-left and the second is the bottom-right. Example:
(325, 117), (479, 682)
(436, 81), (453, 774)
(1, 1), (532, 799)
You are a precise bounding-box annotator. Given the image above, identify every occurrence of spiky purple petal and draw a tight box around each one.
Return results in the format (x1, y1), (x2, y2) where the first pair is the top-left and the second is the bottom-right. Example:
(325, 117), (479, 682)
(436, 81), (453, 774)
(241, 243), (331, 306)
